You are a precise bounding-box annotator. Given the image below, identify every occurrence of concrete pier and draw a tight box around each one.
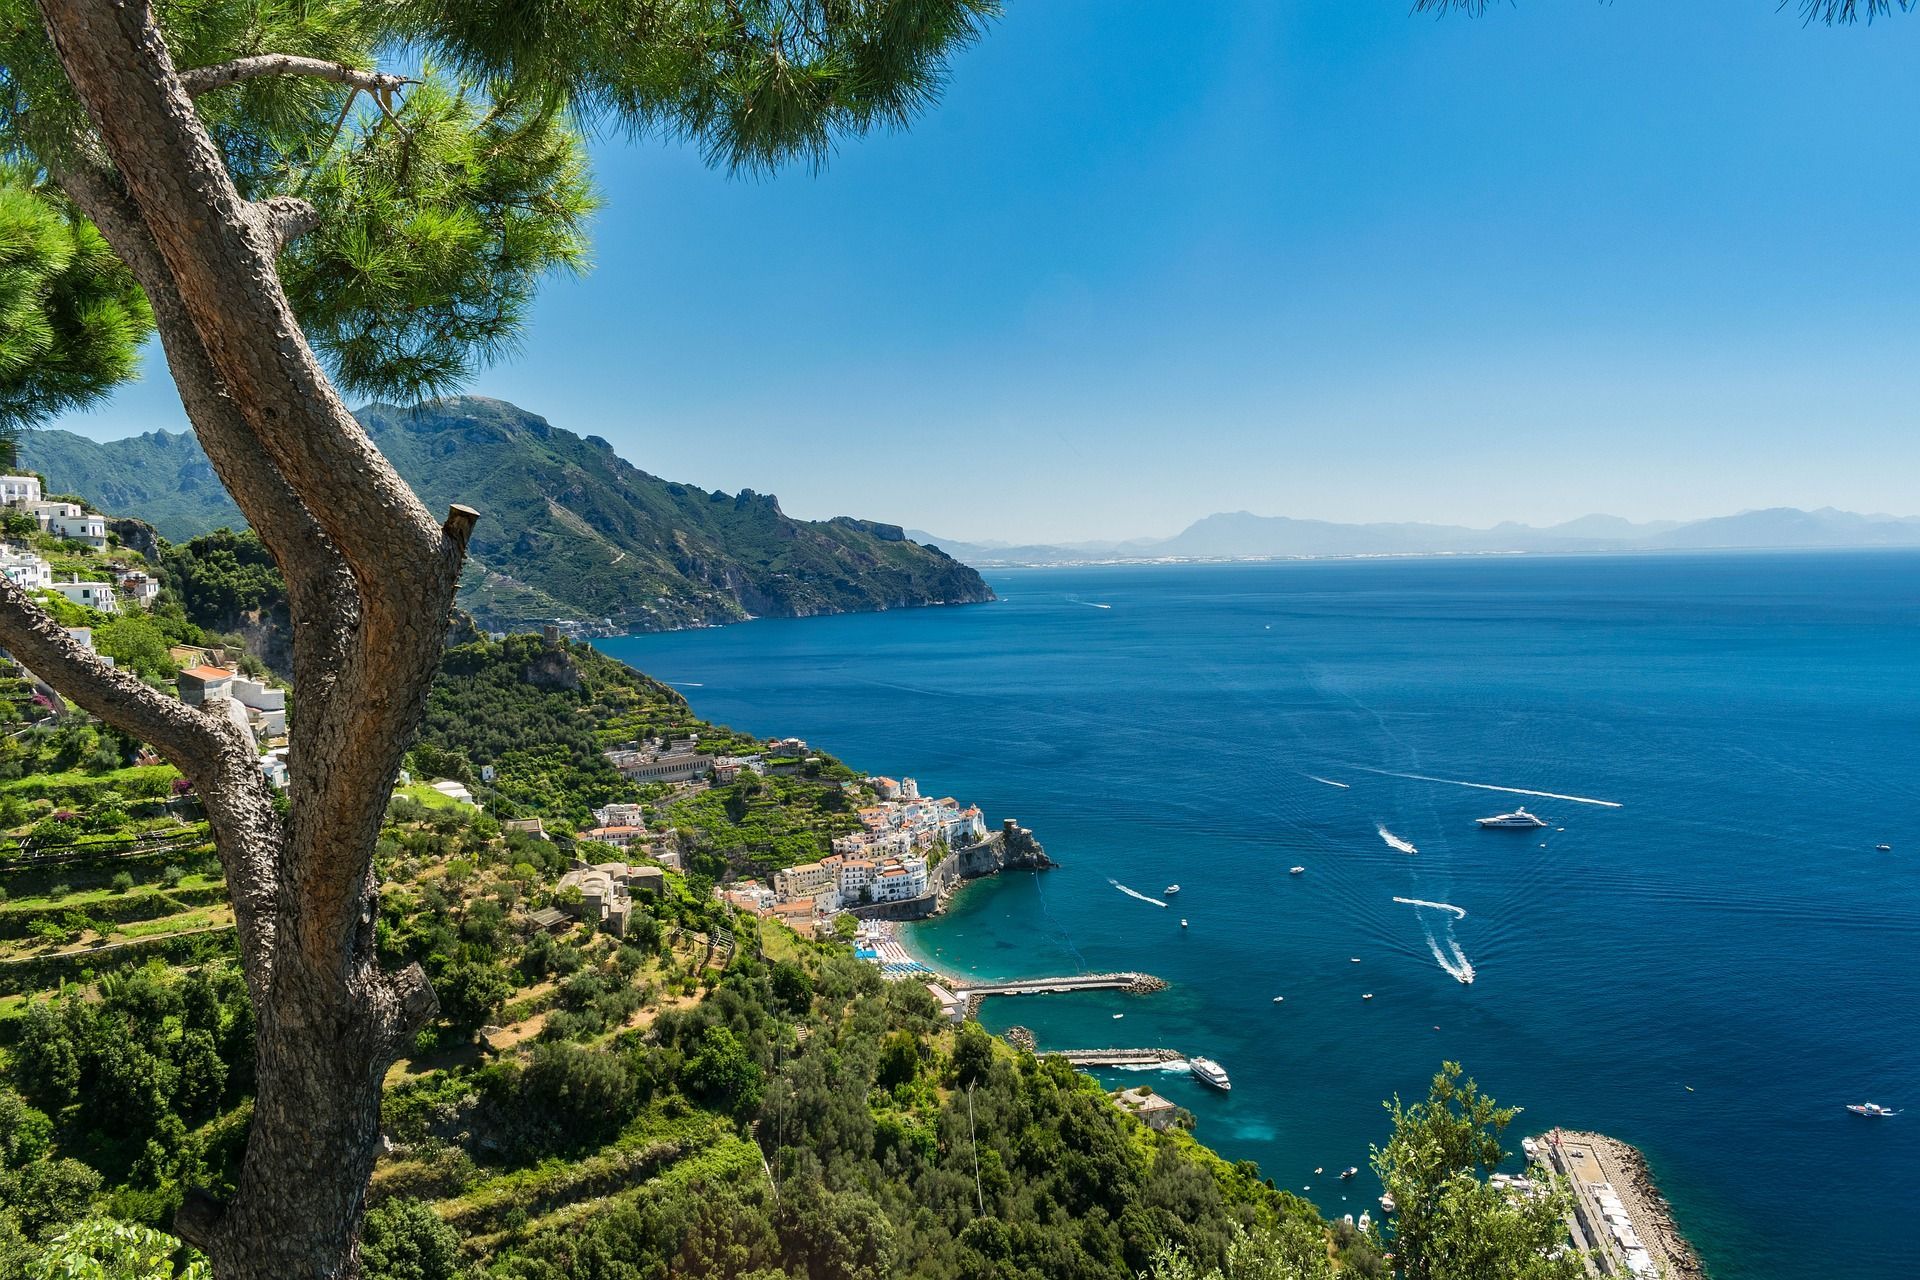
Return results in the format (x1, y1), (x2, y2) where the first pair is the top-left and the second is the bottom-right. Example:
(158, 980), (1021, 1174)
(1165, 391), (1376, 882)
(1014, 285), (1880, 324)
(952, 971), (1166, 999)
(1055, 1048), (1183, 1068)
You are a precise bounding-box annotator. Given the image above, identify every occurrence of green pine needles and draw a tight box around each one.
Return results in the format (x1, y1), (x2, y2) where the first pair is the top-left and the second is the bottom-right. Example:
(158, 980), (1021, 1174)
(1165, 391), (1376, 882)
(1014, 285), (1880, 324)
(0, 0), (1000, 416)
(0, 172), (152, 435)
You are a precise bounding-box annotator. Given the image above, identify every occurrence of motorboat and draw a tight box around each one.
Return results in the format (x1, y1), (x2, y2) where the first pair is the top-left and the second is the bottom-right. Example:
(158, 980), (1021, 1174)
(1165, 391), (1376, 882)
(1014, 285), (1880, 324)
(1189, 1056), (1231, 1091)
(1165, 884), (1181, 895)
(1341, 1166), (1358, 1179)
(1478, 807), (1547, 829)
(1361, 993), (1374, 1001)
(1876, 844), (1892, 852)
(1379, 1193), (1397, 1213)
(1272, 996), (1285, 1003)
(1847, 1102), (1900, 1117)
(1357, 1211), (1373, 1232)
(1289, 866), (1306, 875)
(1180, 918), (1189, 929)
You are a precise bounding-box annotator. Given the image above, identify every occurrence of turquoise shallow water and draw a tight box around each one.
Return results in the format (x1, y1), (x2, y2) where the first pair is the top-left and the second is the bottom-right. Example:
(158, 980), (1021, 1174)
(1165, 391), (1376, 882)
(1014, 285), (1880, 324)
(600, 552), (1920, 1279)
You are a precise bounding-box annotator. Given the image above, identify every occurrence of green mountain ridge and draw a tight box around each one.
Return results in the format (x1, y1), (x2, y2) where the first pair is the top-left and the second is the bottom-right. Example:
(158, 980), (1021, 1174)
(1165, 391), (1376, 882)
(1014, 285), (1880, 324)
(20, 397), (993, 633)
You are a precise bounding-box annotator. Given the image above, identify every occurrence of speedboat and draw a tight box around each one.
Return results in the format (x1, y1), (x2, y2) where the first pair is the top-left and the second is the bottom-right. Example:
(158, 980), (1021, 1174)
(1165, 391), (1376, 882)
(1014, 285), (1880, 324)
(1361, 993), (1374, 1001)
(1847, 1102), (1900, 1117)
(1478, 807), (1547, 829)
(1341, 1166), (1358, 1179)
(1379, 1193), (1397, 1213)
(1289, 866), (1305, 875)
(1189, 1056), (1231, 1091)
(1180, 918), (1189, 929)
(1165, 884), (1181, 895)
(1272, 996), (1285, 1003)
(1876, 844), (1892, 852)
(1357, 1211), (1373, 1232)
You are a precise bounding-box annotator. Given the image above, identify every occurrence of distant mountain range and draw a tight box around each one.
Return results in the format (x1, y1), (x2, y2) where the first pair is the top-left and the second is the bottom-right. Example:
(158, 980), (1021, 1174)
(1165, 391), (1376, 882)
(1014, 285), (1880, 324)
(911, 507), (1920, 566)
(22, 397), (993, 632)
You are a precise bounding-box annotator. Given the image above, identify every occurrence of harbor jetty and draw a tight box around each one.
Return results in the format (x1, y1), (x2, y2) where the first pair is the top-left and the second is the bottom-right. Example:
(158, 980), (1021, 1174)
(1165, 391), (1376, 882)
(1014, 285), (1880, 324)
(1056, 1047), (1183, 1068)
(951, 971), (1167, 1017)
(1529, 1130), (1704, 1279)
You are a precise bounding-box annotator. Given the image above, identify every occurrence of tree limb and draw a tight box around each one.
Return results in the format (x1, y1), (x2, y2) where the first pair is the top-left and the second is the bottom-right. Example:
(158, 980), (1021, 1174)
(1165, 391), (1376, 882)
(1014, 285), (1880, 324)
(178, 54), (410, 99)
(0, 580), (229, 765)
(249, 194), (320, 252)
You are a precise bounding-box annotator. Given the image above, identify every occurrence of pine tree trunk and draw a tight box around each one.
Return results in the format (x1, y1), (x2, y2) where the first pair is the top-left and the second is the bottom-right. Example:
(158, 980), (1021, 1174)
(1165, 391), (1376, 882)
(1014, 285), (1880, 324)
(2, 3), (476, 1274)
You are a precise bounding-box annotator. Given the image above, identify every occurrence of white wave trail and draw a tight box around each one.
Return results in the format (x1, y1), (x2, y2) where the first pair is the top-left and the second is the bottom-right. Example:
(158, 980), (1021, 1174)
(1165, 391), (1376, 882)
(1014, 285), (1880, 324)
(1075, 601), (1113, 609)
(1394, 896), (1467, 920)
(1306, 775), (1351, 789)
(1377, 826), (1419, 854)
(1422, 930), (1477, 984)
(1349, 766), (1621, 808)
(1108, 878), (1169, 908)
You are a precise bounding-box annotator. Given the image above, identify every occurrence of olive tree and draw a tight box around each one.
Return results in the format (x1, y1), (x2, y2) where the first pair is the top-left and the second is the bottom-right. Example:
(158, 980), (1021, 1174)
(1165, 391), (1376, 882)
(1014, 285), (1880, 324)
(0, 2), (994, 1275)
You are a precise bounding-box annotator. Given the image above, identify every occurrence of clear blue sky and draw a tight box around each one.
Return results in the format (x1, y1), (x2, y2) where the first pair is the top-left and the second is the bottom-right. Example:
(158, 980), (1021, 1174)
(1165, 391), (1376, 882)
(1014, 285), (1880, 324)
(55, 2), (1920, 543)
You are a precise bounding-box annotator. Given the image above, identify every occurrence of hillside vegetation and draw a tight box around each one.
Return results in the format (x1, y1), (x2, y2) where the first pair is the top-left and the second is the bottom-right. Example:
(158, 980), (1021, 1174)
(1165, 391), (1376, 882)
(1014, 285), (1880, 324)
(21, 398), (994, 632)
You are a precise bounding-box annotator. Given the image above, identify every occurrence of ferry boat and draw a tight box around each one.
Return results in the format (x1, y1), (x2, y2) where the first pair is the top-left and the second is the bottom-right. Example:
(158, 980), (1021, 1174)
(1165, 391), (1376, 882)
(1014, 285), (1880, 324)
(1477, 807), (1547, 829)
(1189, 1056), (1231, 1091)
(1165, 884), (1181, 895)
(1847, 1102), (1900, 1117)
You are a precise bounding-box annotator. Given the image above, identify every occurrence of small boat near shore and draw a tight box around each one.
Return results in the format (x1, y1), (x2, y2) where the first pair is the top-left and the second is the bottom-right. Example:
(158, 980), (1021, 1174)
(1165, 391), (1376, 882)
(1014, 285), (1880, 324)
(1190, 1056), (1231, 1091)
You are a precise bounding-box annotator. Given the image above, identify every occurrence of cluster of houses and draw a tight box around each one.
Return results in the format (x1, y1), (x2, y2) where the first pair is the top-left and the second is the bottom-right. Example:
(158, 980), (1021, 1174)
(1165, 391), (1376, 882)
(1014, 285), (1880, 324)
(577, 801), (682, 870)
(759, 775), (988, 916)
(0, 475), (161, 612)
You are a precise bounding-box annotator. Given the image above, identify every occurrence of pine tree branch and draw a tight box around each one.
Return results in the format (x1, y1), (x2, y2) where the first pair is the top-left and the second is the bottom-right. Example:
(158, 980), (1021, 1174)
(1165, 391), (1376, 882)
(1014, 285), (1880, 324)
(178, 54), (411, 99)
(0, 580), (229, 765)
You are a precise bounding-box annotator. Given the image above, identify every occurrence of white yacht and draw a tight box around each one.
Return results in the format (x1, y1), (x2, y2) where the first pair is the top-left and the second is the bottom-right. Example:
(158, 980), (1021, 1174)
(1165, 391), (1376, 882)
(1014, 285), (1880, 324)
(1189, 1056), (1231, 1091)
(1477, 806), (1547, 830)
(1164, 884), (1181, 896)
(1847, 1102), (1900, 1117)
(1289, 865), (1306, 875)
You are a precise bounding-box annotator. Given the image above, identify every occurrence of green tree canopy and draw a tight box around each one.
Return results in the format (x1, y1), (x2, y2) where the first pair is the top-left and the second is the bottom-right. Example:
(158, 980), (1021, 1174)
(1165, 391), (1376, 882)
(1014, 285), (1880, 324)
(1371, 1063), (1584, 1280)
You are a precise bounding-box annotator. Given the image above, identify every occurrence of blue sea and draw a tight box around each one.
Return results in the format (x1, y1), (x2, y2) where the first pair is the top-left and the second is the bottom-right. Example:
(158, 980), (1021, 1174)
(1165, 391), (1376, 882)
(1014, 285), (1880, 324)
(599, 553), (1920, 1279)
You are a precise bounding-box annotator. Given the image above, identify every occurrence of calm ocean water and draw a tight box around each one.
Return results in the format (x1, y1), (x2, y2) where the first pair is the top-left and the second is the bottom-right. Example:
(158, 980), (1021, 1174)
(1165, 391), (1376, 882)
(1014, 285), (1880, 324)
(599, 553), (1920, 1279)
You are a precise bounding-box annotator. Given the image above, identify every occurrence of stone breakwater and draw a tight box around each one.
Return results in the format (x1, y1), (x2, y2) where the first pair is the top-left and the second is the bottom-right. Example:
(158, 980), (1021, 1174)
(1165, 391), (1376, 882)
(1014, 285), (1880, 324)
(1533, 1130), (1705, 1280)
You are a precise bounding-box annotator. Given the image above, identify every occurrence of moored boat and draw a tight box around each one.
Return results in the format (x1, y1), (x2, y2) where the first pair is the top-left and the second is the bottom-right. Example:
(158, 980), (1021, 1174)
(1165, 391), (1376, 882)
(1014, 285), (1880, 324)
(1477, 807), (1547, 829)
(1189, 1056), (1231, 1091)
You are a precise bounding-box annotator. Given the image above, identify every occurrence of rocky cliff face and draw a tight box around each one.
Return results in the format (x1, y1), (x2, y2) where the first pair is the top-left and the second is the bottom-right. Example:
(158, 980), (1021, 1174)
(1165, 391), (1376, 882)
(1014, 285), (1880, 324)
(22, 396), (996, 634)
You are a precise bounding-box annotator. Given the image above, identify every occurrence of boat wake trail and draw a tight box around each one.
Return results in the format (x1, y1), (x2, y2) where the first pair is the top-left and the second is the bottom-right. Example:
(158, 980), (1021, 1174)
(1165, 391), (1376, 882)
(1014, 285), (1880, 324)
(1349, 766), (1622, 808)
(1307, 775), (1351, 789)
(1108, 879), (1169, 908)
(1378, 826), (1419, 855)
(1394, 896), (1467, 920)
(1426, 933), (1477, 985)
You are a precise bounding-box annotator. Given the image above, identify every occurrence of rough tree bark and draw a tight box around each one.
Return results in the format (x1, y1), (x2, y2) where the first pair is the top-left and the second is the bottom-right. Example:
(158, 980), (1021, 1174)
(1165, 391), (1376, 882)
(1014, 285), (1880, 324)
(0, 3), (480, 1275)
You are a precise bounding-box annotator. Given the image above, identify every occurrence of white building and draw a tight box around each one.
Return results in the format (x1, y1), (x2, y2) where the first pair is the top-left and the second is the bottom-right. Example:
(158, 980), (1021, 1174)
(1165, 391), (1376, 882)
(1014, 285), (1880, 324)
(0, 475), (42, 507)
(870, 856), (930, 903)
(116, 570), (161, 608)
(230, 677), (287, 737)
(50, 578), (118, 615)
(591, 802), (647, 828)
(47, 513), (107, 549)
(0, 549), (52, 590)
